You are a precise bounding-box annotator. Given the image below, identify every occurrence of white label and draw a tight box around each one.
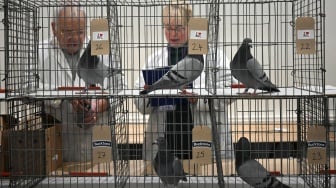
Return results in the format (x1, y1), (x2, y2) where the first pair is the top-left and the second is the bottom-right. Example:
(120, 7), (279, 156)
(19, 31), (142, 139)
(92, 31), (109, 41)
(297, 29), (314, 39)
(52, 154), (58, 161)
(190, 30), (207, 40)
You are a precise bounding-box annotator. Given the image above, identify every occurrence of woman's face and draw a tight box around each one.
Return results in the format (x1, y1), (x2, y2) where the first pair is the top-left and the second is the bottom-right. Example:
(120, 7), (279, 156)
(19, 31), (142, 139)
(163, 14), (188, 48)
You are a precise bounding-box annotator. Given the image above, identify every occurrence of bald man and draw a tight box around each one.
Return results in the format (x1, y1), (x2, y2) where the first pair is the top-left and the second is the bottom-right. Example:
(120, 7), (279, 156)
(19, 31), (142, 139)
(37, 6), (125, 162)
(51, 6), (86, 55)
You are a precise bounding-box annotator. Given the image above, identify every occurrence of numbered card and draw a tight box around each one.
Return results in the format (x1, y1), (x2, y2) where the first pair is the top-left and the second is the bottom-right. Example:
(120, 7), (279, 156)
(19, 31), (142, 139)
(296, 17), (315, 54)
(192, 126), (212, 165)
(307, 126), (327, 164)
(92, 125), (112, 163)
(90, 18), (110, 55)
(188, 18), (208, 55)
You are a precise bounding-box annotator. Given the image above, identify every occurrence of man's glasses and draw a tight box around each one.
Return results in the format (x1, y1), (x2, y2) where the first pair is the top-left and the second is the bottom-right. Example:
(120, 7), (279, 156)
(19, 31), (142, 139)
(59, 30), (85, 37)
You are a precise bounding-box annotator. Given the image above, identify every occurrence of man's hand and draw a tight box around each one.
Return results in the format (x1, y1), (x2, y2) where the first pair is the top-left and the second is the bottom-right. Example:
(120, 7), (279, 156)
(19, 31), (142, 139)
(71, 99), (96, 125)
(93, 98), (109, 113)
(71, 98), (109, 124)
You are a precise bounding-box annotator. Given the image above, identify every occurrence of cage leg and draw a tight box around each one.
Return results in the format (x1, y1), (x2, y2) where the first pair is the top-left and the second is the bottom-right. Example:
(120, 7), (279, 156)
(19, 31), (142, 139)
(208, 98), (225, 188)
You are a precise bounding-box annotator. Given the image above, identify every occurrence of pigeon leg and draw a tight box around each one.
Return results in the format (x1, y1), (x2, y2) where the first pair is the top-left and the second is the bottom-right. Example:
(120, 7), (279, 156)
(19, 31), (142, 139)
(180, 88), (187, 94)
(243, 88), (250, 94)
(179, 89), (198, 103)
(252, 88), (258, 95)
(237, 88), (251, 95)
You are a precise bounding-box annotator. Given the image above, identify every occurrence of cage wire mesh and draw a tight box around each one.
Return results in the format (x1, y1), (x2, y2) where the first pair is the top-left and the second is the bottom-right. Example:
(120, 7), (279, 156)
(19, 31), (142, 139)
(327, 94), (336, 186)
(297, 97), (329, 188)
(0, 4), (11, 187)
(0, 0), (332, 188)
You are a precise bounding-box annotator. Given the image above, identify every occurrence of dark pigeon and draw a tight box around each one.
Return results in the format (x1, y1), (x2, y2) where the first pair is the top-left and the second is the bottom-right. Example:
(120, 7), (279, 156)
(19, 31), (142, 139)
(140, 56), (203, 95)
(152, 137), (187, 188)
(235, 137), (291, 188)
(77, 40), (120, 87)
(230, 38), (280, 94)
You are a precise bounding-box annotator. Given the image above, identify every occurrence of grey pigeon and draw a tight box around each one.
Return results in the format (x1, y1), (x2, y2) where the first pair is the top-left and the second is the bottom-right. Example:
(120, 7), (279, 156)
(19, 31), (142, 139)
(230, 38), (280, 94)
(140, 56), (204, 95)
(235, 137), (291, 188)
(77, 40), (121, 87)
(152, 137), (187, 188)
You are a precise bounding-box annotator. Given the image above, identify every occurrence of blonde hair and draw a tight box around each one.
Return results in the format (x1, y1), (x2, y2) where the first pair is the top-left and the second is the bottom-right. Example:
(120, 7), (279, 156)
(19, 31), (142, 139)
(162, 1), (192, 26)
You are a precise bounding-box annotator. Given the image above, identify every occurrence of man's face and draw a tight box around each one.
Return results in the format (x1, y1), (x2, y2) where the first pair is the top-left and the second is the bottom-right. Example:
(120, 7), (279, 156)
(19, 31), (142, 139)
(163, 17), (188, 48)
(52, 16), (86, 54)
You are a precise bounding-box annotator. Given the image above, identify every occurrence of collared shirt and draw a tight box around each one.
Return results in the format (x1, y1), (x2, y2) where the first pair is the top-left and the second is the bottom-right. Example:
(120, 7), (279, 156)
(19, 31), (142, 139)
(63, 50), (80, 82)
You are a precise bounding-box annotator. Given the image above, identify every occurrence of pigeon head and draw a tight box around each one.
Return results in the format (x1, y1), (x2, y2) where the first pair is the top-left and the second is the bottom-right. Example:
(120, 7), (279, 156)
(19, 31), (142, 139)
(235, 137), (252, 167)
(242, 38), (253, 48)
(152, 137), (168, 149)
(236, 137), (251, 151)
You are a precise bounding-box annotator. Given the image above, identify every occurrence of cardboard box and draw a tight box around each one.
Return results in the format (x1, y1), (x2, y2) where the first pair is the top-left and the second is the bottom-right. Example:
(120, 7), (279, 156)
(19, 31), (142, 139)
(9, 129), (45, 176)
(45, 125), (62, 174)
(2, 114), (62, 176)
(0, 114), (19, 131)
(0, 114), (18, 174)
(0, 134), (9, 174)
(6, 125), (63, 176)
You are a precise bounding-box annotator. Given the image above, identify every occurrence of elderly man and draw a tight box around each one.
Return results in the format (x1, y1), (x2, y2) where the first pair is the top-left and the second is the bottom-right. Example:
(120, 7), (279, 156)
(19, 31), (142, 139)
(38, 6), (125, 162)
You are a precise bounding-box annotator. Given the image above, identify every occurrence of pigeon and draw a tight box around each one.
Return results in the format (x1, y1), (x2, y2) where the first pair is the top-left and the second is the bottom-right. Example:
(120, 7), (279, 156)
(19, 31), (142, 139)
(152, 137), (187, 188)
(235, 137), (291, 188)
(77, 40), (121, 87)
(230, 38), (280, 94)
(140, 56), (204, 95)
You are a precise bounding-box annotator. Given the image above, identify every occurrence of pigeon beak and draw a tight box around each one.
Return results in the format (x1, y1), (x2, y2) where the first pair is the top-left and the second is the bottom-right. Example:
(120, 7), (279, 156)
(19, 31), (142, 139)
(152, 140), (158, 145)
(248, 43), (253, 48)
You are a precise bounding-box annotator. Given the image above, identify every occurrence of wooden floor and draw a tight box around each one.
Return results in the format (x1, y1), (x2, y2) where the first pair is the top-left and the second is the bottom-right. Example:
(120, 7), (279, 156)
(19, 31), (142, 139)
(51, 157), (335, 177)
(127, 122), (300, 144)
(49, 122), (335, 177)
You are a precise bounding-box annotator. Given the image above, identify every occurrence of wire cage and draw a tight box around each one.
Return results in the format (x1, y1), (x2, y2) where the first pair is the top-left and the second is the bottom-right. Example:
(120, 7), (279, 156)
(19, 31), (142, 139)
(2, 0), (128, 187)
(1, 0), (332, 188)
(326, 92), (336, 187)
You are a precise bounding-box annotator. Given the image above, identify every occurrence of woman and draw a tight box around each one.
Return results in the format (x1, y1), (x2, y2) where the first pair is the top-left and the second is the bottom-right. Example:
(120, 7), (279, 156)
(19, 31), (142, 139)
(134, 3), (237, 171)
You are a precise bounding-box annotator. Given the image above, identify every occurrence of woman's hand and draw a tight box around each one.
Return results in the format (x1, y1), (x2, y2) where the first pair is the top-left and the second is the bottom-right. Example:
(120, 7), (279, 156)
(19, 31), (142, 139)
(180, 90), (198, 104)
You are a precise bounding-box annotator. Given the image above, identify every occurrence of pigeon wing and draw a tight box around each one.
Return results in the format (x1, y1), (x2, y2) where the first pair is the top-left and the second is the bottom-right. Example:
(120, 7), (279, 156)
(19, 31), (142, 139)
(144, 56), (203, 93)
(246, 58), (279, 92)
(172, 157), (187, 182)
(237, 159), (272, 188)
(245, 58), (266, 83)
(78, 59), (109, 87)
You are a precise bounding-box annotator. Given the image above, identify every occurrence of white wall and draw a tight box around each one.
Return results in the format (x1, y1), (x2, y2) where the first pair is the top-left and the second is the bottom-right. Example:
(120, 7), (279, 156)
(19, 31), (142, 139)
(1, 1), (335, 86)
(0, 0), (335, 117)
(325, 0), (336, 85)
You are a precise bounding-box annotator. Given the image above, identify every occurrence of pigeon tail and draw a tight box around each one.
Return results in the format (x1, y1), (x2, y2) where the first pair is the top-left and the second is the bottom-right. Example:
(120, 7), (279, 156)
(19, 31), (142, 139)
(153, 137), (187, 188)
(140, 89), (149, 95)
(259, 86), (280, 93)
(271, 178), (292, 188)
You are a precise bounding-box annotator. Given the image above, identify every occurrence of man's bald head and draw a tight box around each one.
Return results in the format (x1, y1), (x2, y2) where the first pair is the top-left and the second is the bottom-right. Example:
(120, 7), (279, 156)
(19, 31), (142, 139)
(54, 6), (86, 27)
(52, 6), (87, 54)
